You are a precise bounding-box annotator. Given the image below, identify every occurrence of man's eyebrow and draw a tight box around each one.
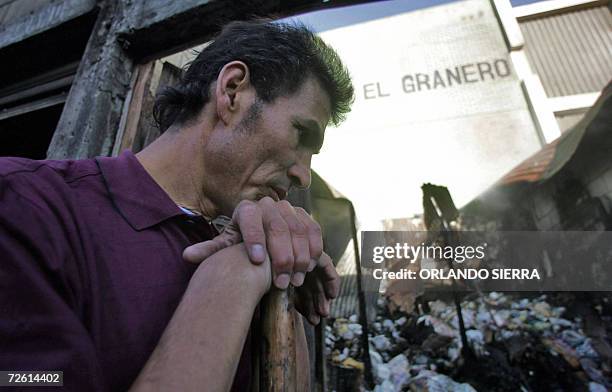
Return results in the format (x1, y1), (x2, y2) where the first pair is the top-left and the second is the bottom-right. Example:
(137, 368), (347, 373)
(292, 117), (324, 152)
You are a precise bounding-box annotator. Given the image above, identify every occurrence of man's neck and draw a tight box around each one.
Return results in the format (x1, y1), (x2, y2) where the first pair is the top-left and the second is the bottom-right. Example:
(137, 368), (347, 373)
(135, 127), (219, 219)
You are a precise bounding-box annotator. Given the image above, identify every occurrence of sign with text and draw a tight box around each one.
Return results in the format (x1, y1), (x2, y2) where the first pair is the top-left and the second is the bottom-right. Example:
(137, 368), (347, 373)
(313, 0), (542, 225)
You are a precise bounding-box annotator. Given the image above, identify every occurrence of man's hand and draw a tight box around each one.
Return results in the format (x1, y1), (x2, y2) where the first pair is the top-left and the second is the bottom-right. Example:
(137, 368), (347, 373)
(295, 252), (339, 325)
(182, 196), (340, 324)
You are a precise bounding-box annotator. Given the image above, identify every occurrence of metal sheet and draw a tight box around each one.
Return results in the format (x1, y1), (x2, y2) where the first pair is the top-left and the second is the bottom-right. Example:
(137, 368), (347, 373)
(519, 5), (612, 97)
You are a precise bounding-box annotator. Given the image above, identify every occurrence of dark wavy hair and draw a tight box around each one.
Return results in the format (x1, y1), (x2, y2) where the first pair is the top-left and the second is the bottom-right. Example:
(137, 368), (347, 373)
(153, 20), (354, 132)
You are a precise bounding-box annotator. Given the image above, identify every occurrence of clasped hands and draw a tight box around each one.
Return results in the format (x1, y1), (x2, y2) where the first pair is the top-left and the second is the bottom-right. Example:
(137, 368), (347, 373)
(183, 197), (340, 325)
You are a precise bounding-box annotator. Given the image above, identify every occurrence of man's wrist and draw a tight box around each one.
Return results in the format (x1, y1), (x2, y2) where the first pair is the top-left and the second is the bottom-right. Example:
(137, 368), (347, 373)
(189, 243), (271, 300)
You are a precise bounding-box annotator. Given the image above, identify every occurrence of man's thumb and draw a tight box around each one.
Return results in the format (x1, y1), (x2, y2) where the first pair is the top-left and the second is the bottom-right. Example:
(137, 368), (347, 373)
(182, 231), (241, 263)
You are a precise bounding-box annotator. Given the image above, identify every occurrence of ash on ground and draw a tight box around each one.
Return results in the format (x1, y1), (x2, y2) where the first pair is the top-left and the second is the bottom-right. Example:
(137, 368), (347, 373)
(326, 292), (612, 392)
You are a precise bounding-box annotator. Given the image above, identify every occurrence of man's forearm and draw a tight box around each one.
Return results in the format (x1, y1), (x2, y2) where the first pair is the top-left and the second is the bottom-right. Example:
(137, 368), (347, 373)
(130, 244), (269, 392)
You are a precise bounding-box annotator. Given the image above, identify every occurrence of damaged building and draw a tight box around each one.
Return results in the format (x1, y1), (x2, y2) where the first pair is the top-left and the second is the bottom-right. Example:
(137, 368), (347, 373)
(1, 0), (611, 391)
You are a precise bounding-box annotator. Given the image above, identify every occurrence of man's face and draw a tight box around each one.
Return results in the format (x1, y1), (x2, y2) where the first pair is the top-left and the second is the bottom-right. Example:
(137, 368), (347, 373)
(202, 77), (331, 216)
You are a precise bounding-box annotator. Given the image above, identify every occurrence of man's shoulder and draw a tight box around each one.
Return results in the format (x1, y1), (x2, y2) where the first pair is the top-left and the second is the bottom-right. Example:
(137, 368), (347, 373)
(0, 156), (102, 208)
(0, 156), (99, 183)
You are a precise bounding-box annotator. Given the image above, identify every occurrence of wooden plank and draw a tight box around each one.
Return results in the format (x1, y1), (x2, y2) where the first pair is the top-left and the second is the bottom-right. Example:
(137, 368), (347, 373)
(260, 288), (297, 392)
(113, 61), (154, 154)
(0, 62), (78, 99)
(46, 0), (134, 159)
(0, 0), (95, 50)
(0, 0), (54, 27)
(0, 92), (66, 120)
(113, 60), (183, 156)
(0, 75), (73, 107)
(133, 62), (182, 151)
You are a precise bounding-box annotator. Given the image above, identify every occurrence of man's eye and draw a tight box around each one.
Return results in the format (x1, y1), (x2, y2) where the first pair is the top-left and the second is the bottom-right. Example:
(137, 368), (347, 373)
(295, 126), (312, 146)
(293, 122), (322, 153)
(294, 125), (306, 145)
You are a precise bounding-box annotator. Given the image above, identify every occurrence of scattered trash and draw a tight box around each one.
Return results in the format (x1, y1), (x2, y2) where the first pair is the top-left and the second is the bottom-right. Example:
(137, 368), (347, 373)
(387, 354), (410, 390)
(341, 357), (365, 371)
(325, 292), (612, 391)
(589, 382), (607, 392)
(409, 370), (477, 392)
(371, 335), (392, 352)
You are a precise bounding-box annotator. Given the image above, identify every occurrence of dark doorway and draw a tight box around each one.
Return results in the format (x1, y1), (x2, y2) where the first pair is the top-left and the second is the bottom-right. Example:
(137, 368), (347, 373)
(0, 104), (63, 159)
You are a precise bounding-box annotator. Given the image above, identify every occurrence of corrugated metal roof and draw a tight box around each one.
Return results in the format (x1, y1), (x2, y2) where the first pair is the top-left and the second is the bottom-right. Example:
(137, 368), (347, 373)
(519, 4), (612, 97)
(498, 81), (611, 185)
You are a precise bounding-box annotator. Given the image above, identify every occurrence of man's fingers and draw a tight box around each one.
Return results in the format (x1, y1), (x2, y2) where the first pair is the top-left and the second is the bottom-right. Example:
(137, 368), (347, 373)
(313, 278), (330, 317)
(234, 200), (267, 264)
(183, 231), (239, 263)
(260, 197), (294, 289)
(294, 289), (309, 320)
(277, 201), (310, 287)
(317, 252), (340, 299)
(218, 198), (325, 293)
(299, 288), (320, 325)
(295, 207), (323, 272)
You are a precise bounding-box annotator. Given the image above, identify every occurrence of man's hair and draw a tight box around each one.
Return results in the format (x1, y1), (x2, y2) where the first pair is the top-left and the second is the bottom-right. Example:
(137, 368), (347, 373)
(153, 20), (354, 132)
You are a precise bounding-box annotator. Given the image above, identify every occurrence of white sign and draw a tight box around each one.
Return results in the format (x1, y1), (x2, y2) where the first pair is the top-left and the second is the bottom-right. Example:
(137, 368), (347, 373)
(313, 0), (541, 227)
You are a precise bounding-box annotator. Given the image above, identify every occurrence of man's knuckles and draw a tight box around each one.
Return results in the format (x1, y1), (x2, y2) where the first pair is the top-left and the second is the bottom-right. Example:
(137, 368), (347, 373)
(293, 254), (310, 269)
(235, 199), (258, 215)
(266, 218), (290, 235)
(270, 253), (294, 271)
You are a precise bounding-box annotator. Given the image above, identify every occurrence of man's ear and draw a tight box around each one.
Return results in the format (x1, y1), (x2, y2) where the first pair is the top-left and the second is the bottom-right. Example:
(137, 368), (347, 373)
(215, 61), (251, 125)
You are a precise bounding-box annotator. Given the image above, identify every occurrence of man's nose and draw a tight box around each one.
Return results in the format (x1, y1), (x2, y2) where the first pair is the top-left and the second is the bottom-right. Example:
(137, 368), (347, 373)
(288, 153), (312, 189)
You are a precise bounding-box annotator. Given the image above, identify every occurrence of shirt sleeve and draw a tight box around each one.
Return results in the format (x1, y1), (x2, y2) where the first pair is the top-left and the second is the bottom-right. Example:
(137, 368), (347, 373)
(0, 175), (106, 392)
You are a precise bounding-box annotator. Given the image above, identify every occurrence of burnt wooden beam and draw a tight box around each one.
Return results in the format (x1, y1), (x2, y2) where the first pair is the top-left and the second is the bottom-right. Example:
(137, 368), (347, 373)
(0, 0), (95, 51)
(119, 0), (376, 62)
(47, 0), (134, 159)
(120, 0), (273, 61)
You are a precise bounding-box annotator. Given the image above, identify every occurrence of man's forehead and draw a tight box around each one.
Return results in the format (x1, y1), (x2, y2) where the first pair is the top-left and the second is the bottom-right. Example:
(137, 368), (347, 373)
(288, 77), (332, 128)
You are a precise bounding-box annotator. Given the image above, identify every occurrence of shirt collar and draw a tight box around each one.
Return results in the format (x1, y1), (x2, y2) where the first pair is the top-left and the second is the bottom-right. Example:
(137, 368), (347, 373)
(95, 150), (184, 231)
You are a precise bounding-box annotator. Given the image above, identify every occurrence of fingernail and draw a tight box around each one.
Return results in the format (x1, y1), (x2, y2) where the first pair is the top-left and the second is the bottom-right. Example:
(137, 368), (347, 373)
(182, 246), (198, 262)
(291, 272), (305, 287)
(307, 260), (316, 272)
(319, 302), (327, 315)
(250, 244), (265, 263)
(275, 274), (291, 289)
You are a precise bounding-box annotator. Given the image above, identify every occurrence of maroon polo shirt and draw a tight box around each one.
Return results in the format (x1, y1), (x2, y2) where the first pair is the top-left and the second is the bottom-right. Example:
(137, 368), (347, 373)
(0, 150), (251, 391)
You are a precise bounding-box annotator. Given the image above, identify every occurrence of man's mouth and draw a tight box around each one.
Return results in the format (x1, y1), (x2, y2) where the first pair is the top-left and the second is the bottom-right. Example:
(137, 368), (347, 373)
(271, 186), (287, 201)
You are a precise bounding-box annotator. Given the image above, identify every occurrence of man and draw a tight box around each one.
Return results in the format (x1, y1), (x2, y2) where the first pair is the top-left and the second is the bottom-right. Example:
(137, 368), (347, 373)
(0, 20), (354, 391)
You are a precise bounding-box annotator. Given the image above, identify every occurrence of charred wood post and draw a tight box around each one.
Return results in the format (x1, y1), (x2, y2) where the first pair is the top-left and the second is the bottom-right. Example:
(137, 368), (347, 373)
(47, 0), (134, 159)
(260, 288), (298, 392)
(422, 184), (475, 361)
(348, 202), (375, 389)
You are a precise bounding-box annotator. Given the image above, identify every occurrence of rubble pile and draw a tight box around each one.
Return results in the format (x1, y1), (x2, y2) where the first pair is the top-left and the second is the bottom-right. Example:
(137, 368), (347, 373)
(326, 293), (611, 391)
